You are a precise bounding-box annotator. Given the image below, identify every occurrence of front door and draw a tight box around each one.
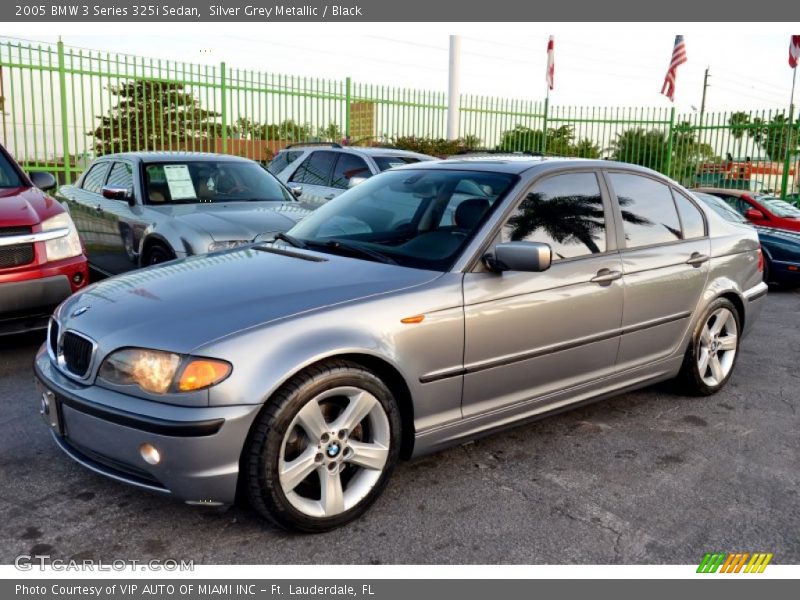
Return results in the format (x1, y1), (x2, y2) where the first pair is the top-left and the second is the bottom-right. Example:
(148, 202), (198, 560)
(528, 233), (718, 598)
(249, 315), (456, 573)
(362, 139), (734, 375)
(462, 171), (624, 417)
(288, 150), (338, 208)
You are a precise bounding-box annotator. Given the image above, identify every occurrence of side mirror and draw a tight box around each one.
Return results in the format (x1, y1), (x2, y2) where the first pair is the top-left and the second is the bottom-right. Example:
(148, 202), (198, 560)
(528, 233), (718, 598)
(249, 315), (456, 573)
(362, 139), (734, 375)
(289, 185), (303, 198)
(745, 208), (765, 220)
(102, 185), (130, 201)
(484, 241), (552, 273)
(348, 176), (368, 188)
(29, 171), (57, 192)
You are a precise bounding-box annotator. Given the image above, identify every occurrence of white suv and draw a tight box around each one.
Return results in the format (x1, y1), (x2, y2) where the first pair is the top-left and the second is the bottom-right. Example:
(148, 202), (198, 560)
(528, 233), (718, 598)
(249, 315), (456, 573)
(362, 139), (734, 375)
(267, 143), (434, 207)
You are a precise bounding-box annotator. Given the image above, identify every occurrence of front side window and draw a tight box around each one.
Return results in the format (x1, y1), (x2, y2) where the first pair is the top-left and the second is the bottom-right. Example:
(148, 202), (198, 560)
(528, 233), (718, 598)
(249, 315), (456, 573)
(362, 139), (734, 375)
(143, 161), (292, 205)
(107, 162), (134, 196)
(287, 169), (516, 271)
(81, 162), (111, 194)
(290, 151), (337, 186)
(330, 154), (371, 189)
(0, 151), (23, 188)
(609, 173), (683, 248)
(501, 172), (606, 260)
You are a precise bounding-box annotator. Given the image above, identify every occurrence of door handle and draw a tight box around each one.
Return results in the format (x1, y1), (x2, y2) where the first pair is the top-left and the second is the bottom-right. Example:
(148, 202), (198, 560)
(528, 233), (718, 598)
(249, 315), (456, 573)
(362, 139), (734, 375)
(324, 194), (336, 200)
(590, 268), (623, 284)
(686, 252), (710, 267)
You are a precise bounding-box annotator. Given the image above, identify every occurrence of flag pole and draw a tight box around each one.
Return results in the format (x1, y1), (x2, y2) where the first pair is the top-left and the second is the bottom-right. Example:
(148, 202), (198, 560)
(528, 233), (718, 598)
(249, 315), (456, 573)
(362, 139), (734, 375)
(780, 66), (797, 199)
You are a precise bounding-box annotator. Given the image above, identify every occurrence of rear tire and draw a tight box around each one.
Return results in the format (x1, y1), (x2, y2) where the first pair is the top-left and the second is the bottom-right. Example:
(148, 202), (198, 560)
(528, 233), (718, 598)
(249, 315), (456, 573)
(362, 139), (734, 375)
(677, 298), (741, 396)
(245, 360), (401, 532)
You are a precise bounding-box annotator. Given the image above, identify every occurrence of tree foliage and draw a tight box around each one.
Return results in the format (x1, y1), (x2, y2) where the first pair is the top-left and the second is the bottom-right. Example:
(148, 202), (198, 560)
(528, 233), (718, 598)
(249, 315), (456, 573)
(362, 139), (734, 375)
(747, 113), (800, 161)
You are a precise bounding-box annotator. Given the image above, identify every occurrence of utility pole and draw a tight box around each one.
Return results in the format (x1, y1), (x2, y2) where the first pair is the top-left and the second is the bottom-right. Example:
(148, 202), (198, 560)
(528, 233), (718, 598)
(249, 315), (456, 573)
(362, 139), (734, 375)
(446, 35), (461, 141)
(699, 67), (710, 121)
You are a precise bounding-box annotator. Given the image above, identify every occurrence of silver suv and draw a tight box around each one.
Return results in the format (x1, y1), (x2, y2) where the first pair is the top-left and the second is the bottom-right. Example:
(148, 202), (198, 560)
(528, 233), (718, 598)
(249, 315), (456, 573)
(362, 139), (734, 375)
(268, 143), (433, 207)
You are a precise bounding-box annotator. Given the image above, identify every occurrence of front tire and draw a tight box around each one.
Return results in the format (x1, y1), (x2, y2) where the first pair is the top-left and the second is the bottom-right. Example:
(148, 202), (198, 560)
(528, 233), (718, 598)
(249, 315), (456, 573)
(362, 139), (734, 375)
(245, 360), (401, 532)
(677, 298), (741, 396)
(144, 243), (175, 266)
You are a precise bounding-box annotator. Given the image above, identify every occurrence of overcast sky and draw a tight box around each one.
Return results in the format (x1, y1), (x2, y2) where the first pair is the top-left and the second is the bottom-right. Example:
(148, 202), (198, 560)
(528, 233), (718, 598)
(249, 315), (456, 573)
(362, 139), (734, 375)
(17, 24), (800, 115)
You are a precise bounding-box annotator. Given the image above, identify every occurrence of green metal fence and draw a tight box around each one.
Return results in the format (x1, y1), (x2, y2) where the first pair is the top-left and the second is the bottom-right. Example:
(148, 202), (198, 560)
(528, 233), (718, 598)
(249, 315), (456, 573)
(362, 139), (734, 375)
(1, 37), (797, 197)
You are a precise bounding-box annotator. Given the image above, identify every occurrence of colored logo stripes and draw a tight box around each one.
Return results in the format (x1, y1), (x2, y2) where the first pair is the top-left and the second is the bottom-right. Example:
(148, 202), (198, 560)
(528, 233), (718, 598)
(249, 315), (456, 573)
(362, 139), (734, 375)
(697, 552), (773, 573)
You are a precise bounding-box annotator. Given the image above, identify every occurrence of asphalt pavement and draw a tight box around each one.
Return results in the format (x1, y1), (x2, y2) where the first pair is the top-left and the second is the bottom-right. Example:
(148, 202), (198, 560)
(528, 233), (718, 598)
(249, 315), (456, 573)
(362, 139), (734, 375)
(1, 289), (798, 564)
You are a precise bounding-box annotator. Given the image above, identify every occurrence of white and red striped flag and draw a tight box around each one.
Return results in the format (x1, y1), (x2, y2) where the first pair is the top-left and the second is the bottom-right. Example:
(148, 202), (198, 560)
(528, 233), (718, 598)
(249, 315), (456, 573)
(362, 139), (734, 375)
(546, 36), (555, 91)
(790, 35), (800, 68)
(660, 35), (687, 102)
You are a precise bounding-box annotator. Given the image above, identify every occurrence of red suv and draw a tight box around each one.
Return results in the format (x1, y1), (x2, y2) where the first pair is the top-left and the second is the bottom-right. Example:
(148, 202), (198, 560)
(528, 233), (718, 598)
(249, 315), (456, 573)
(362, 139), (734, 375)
(0, 144), (88, 335)
(696, 187), (800, 233)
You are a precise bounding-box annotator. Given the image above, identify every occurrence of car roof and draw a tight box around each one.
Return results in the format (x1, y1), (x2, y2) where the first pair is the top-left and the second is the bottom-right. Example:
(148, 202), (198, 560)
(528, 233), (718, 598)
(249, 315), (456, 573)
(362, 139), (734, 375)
(388, 156), (666, 176)
(96, 151), (256, 163)
(694, 187), (756, 198)
(283, 145), (432, 160)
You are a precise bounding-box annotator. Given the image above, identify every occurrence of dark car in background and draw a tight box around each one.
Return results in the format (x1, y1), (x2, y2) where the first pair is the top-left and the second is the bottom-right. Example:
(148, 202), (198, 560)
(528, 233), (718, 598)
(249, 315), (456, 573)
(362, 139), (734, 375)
(55, 152), (310, 275)
(0, 144), (89, 336)
(695, 187), (800, 234)
(694, 191), (800, 286)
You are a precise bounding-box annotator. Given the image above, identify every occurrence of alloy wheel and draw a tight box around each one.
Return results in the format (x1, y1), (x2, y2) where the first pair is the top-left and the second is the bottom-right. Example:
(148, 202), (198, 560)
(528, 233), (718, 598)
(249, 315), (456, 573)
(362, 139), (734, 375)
(696, 307), (739, 387)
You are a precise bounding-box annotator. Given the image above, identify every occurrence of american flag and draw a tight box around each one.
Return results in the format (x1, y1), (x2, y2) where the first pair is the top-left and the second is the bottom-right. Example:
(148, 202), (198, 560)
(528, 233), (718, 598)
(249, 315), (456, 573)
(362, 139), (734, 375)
(790, 35), (800, 68)
(546, 36), (555, 91)
(660, 35), (687, 102)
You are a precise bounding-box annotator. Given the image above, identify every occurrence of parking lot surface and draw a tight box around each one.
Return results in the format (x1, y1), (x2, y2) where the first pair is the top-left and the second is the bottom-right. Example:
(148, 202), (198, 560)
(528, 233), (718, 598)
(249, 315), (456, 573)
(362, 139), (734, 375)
(1, 289), (798, 564)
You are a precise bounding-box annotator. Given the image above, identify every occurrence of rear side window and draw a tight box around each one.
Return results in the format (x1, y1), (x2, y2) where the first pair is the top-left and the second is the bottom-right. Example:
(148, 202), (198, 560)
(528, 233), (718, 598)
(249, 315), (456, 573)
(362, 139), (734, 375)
(609, 173), (683, 248)
(672, 190), (706, 239)
(290, 151), (337, 186)
(81, 162), (111, 194)
(106, 162), (134, 196)
(331, 154), (371, 189)
(501, 172), (607, 260)
(373, 156), (421, 172)
(267, 150), (303, 174)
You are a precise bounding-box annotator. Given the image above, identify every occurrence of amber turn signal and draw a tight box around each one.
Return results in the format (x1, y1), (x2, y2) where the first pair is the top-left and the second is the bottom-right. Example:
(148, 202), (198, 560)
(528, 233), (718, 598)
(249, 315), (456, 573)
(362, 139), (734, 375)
(177, 359), (232, 392)
(400, 314), (425, 324)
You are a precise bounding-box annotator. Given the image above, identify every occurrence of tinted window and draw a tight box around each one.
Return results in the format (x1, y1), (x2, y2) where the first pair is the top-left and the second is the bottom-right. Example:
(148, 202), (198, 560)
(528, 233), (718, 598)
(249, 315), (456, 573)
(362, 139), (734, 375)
(267, 150), (303, 174)
(81, 162), (111, 194)
(609, 173), (682, 247)
(373, 156), (421, 172)
(331, 154), (371, 189)
(695, 192), (748, 224)
(0, 151), (23, 187)
(290, 151), (337, 186)
(106, 162), (134, 196)
(501, 172), (606, 260)
(673, 190), (706, 238)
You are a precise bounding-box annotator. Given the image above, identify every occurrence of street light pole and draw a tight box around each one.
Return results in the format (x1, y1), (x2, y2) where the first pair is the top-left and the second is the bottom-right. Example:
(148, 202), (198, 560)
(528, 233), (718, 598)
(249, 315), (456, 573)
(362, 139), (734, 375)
(446, 35), (461, 141)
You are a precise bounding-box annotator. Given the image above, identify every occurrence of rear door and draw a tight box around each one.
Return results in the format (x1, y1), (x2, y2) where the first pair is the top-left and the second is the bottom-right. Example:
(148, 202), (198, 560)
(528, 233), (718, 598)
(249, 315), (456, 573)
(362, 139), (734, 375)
(288, 151), (337, 208)
(606, 171), (710, 371)
(64, 161), (112, 269)
(461, 170), (624, 417)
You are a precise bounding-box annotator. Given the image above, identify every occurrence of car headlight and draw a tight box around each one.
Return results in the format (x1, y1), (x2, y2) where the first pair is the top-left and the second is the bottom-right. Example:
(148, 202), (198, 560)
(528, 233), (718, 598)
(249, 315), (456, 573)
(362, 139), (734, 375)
(41, 213), (83, 262)
(208, 240), (250, 252)
(98, 348), (231, 395)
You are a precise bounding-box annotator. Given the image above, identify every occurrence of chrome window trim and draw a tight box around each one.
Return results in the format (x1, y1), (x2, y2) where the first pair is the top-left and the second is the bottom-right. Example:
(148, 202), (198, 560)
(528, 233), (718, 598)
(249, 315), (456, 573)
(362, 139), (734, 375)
(0, 228), (69, 247)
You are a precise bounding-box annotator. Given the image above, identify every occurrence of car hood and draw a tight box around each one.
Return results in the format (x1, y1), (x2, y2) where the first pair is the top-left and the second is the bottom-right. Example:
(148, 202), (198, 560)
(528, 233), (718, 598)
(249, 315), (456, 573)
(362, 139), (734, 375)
(56, 246), (442, 354)
(0, 186), (65, 227)
(148, 201), (310, 241)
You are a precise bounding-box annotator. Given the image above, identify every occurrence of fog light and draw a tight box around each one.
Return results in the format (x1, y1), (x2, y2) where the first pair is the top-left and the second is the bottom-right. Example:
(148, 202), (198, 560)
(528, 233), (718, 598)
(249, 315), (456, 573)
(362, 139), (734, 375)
(72, 272), (84, 285)
(139, 443), (161, 465)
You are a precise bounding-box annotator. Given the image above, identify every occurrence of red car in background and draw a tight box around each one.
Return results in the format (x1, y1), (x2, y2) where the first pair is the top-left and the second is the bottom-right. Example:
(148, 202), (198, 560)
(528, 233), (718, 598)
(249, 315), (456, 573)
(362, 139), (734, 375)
(0, 144), (88, 336)
(695, 187), (800, 233)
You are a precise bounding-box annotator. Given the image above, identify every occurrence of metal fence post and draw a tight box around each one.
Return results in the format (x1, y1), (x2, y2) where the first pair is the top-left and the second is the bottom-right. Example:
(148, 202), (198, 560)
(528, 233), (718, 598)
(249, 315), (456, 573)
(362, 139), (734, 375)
(345, 76), (351, 141)
(220, 61), (227, 154)
(664, 106), (676, 177)
(56, 40), (71, 183)
(780, 103), (795, 199)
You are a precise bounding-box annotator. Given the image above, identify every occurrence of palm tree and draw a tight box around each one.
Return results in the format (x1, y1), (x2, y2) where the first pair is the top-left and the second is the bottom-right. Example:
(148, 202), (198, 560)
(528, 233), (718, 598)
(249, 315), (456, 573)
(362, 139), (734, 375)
(728, 112), (751, 160)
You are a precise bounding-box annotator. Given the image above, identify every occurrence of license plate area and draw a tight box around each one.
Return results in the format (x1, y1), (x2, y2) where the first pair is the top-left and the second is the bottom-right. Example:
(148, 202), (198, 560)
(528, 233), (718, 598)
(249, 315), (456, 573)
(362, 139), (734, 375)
(36, 379), (64, 435)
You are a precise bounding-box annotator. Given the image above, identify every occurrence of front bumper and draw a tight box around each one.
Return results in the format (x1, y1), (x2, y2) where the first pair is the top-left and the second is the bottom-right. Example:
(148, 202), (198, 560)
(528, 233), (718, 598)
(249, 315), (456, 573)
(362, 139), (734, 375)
(34, 346), (262, 505)
(0, 275), (72, 335)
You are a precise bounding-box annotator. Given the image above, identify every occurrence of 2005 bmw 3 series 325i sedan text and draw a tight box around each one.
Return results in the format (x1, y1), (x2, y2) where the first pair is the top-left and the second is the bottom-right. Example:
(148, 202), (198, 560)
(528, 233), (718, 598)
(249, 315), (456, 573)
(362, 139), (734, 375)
(35, 157), (767, 532)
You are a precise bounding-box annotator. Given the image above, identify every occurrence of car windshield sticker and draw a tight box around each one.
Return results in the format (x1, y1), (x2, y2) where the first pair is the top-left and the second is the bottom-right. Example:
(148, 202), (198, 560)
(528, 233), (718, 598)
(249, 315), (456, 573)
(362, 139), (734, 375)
(163, 165), (197, 200)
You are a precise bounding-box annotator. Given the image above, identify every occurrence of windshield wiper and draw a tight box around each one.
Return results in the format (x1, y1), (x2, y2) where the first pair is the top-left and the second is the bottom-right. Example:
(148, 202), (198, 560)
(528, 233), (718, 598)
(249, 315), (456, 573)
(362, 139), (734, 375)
(322, 239), (397, 265)
(272, 232), (307, 249)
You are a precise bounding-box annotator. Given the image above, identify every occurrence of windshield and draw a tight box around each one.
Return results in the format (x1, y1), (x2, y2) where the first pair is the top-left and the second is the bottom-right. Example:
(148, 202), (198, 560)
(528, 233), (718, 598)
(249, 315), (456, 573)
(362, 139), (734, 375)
(143, 161), (293, 205)
(373, 156), (423, 172)
(286, 168), (517, 271)
(695, 193), (748, 224)
(758, 197), (800, 218)
(0, 151), (23, 188)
